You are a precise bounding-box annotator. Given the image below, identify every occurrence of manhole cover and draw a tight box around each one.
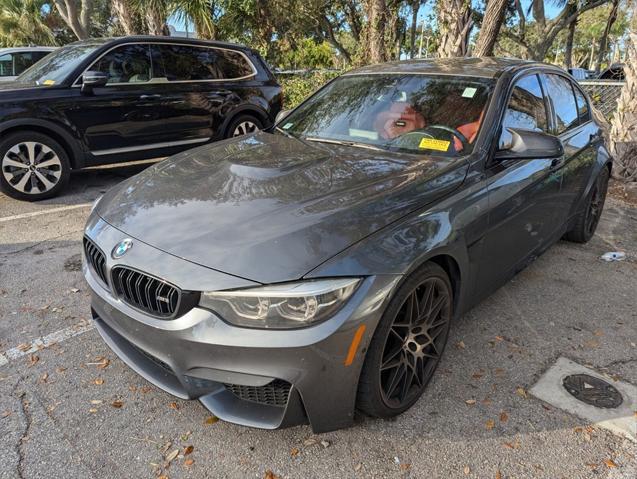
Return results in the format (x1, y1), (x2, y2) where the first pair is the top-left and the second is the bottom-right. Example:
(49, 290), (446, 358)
(562, 374), (623, 408)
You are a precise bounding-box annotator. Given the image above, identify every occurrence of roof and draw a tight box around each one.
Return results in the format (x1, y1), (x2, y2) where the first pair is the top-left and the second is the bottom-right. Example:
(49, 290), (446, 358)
(67, 36), (251, 51)
(0, 46), (57, 53)
(345, 57), (544, 79)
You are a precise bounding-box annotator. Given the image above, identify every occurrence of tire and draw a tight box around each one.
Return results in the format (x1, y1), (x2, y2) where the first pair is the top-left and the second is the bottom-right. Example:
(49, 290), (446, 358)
(357, 262), (453, 418)
(0, 131), (70, 201)
(563, 167), (610, 243)
(225, 114), (263, 139)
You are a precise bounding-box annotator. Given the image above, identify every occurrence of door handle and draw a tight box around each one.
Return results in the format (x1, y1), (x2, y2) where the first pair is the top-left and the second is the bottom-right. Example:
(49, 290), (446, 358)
(549, 157), (564, 171)
(139, 94), (161, 100)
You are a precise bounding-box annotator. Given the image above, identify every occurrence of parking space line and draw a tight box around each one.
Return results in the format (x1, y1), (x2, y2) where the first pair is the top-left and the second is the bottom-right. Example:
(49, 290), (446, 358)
(0, 203), (92, 223)
(0, 322), (95, 367)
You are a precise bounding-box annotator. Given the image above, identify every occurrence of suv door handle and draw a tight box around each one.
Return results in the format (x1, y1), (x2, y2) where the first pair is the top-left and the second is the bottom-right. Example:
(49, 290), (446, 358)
(139, 94), (161, 100)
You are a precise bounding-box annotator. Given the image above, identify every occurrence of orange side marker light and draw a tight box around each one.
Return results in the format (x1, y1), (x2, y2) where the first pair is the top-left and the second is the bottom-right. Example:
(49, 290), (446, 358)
(344, 324), (366, 366)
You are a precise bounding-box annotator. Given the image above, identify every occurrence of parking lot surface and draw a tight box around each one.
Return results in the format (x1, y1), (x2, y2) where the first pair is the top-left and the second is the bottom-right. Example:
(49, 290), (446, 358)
(1, 164), (636, 479)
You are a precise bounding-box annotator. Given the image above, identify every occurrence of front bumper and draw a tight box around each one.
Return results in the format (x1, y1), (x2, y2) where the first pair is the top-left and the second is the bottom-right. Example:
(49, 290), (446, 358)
(84, 217), (399, 432)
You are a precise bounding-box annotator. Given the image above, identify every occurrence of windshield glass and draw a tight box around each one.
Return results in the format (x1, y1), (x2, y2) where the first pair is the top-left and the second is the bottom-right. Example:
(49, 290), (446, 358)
(280, 74), (493, 156)
(16, 42), (102, 86)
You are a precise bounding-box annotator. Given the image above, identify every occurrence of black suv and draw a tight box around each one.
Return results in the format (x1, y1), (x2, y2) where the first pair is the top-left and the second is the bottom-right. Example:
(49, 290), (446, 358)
(0, 36), (282, 200)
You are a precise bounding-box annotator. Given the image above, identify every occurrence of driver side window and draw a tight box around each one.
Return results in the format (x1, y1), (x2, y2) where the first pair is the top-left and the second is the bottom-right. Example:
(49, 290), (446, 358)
(503, 74), (548, 132)
(93, 44), (152, 85)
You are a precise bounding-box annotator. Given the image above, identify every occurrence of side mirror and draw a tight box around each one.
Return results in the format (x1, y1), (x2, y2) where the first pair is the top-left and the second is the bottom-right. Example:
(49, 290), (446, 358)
(495, 127), (564, 160)
(81, 71), (108, 94)
(275, 109), (292, 124)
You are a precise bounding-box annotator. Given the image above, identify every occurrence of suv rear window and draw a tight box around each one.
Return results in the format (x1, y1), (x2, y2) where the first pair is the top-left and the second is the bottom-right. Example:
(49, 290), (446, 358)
(152, 45), (254, 81)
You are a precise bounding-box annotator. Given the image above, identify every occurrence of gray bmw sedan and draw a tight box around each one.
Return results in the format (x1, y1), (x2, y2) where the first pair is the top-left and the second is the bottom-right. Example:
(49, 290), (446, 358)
(83, 58), (611, 433)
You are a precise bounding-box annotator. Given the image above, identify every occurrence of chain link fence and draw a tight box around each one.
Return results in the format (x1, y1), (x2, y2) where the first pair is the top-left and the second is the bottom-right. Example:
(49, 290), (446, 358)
(578, 80), (625, 119)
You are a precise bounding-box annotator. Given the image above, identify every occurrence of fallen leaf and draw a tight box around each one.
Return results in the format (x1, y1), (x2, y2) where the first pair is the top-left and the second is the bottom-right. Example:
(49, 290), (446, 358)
(204, 416), (219, 425)
(303, 438), (317, 446)
(495, 470), (502, 479)
(183, 445), (194, 455)
(495, 335), (504, 341)
(161, 442), (172, 454)
(603, 459), (617, 468)
(165, 449), (179, 463)
(169, 402), (179, 410)
(90, 399), (102, 405)
(93, 378), (104, 385)
(97, 358), (110, 369)
(463, 466), (470, 475)
(88, 408), (98, 413)
(40, 373), (48, 383)
(515, 387), (527, 399)
(17, 343), (30, 352)
(184, 458), (194, 466)
(320, 440), (330, 448)
(456, 340), (466, 349)
(264, 470), (279, 479)
(290, 447), (299, 457)
(1, 411), (11, 418)
(55, 367), (67, 373)
(499, 411), (508, 423)
(354, 463), (362, 472)
(494, 368), (505, 376)
(486, 419), (495, 430)
(158, 476), (168, 479)
(28, 354), (39, 367)
(111, 400), (124, 408)
(472, 372), (484, 379)
(399, 463), (411, 471)
(465, 399), (476, 405)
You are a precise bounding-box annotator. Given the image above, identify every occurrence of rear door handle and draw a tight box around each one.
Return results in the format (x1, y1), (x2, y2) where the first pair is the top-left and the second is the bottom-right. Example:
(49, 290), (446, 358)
(139, 94), (161, 100)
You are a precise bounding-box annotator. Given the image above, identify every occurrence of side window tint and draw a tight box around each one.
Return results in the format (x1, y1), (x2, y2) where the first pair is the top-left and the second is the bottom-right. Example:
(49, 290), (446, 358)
(573, 86), (590, 123)
(217, 49), (254, 78)
(93, 45), (152, 84)
(155, 45), (224, 81)
(503, 74), (548, 132)
(13, 53), (35, 76)
(542, 74), (579, 134)
(0, 54), (13, 76)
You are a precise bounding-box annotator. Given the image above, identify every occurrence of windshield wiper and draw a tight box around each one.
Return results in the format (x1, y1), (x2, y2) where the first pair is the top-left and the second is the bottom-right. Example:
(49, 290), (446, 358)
(303, 137), (384, 152)
(275, 127), (297, 139)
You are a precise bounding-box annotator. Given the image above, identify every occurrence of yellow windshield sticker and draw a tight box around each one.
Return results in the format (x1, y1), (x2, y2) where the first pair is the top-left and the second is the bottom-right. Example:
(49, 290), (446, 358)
(419, 138), (450, 151)
(42, 79), (55, 85)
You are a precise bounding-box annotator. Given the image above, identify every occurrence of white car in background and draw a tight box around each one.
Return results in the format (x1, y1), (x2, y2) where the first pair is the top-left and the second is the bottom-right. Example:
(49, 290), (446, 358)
(0, 47), (56, 82)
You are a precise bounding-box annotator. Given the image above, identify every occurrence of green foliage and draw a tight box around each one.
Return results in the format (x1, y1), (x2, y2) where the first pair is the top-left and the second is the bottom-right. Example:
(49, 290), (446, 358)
(0, 0), (56, 47)
(279, 38), (335, 70)
(278, 70), (341, 109)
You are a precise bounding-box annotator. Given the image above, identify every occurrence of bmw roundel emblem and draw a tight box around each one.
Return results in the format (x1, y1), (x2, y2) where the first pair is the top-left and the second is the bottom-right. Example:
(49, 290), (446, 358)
(112, 238), (133, 259)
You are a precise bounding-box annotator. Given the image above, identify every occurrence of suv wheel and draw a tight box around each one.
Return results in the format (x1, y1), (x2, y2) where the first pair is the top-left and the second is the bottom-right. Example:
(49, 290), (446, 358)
(357, 262), (453, 418)
(0, 132), (70, 201)
(227, 114), (263, 138)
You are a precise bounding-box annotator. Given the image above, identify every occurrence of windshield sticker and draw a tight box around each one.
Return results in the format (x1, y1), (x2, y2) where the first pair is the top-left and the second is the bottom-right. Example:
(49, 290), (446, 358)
(42, 79), (56, 86)
(349, 128), (378, 140)
(419, 138), (450, 151)
(282, 122), (293, 129)
(462, 87), (477, 98)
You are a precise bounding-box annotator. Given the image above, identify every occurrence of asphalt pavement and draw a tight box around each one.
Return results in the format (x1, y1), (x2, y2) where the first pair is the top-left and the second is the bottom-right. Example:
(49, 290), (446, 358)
(0, 164), (636, 479)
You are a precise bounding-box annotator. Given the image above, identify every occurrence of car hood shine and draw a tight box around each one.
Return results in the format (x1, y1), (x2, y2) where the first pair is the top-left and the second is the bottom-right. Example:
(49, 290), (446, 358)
(97, 132), (468, 283)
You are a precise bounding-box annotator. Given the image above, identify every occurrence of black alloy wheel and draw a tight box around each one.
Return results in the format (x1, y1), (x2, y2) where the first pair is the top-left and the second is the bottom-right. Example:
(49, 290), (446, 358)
(357, 262), (453, 417)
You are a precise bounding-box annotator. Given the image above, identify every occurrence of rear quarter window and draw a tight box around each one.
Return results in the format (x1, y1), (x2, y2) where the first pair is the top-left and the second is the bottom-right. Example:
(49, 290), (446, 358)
(573, 86), (591, 124)
(153, 45), (254, 81)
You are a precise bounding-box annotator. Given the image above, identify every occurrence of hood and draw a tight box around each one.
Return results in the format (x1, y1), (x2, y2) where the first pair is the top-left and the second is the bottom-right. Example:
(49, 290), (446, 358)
(97, 132), (468, 284)
(0, 80), (45, 93)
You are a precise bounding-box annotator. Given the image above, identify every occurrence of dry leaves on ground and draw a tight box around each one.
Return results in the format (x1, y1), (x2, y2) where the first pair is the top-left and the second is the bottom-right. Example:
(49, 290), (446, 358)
(456, 340), (466, 349)
(604, 459), (618, 468)
(184, 458), (194, 467)
(499, 411), (508, 423)
(183, 445), (194, 455)
(111, 400), (124, 408)
(290, 447), (300, 457)
(486, 419), (495, 430)
(264, 470), (279, 479)
(465, 399), (476, 405)
(204, 416), (219, 425)
(169, 402), (179, 410)
(165, 449), (179, 463)
(93, 378), (104, 385)
(27, 354), (39, 367)
(515, 387), (527, 399)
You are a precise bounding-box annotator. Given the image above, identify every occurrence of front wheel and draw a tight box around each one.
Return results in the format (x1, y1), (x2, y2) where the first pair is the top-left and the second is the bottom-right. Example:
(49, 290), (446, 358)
(0, 132), (70, 201)
(357, 262), (453, 418)
(564, 167), (609, 243)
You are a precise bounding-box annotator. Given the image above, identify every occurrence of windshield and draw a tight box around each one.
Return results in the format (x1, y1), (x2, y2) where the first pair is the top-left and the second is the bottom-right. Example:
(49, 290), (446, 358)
(279, 74), (493, 156)
(16, 42), (102, 86)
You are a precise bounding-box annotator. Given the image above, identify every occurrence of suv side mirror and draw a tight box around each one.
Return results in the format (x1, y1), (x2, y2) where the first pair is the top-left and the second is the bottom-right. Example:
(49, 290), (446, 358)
(81, 71), (108, 94)
(495, 127), (564, 160)
(275, 109), (292, 124)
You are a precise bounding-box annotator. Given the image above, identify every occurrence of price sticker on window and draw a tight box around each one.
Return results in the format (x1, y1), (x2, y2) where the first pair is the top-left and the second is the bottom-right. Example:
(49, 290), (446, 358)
(419, 138), (450, 151)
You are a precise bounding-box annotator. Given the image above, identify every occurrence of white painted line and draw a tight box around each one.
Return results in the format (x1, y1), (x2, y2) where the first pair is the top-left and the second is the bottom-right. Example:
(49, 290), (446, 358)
(0, 322), (95, 367)
(0, 203), (91, 223)
(530, 357), (637, 442)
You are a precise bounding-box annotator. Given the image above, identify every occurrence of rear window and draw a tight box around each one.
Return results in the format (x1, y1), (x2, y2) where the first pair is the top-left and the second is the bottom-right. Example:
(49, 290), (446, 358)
(152, 45), (254, 81)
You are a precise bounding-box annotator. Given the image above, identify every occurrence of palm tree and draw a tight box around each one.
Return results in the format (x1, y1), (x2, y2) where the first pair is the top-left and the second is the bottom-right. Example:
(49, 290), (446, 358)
(474, 0), (509, 57)
(173, 0), (216, 39)
(436, 0), (473, 57)
(610, 0), (637, 181)
(0, 0), (56, 47)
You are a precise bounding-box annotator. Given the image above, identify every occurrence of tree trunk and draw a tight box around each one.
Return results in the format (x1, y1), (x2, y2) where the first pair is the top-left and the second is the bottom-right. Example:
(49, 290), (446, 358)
(436, 0), (473, 58)
(610, 16), (637, 180)
(409, 1), (420, 58)
(112, 0), (139, 35)
(595, 0), (619, 73)
(474, 0), (508, 57)
(364, 0), (389, 64)
(145, 10), (167, 36)
(564, 14), (577, 69)
(53, 0), (91, 40)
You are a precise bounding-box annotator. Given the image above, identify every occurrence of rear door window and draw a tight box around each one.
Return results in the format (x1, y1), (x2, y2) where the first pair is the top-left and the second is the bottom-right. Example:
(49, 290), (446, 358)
(542, 74), (579, 134)
(93, 44), (153, 84)
(0, 53), (13, 76)
(503, 74), (548, 132)
(573, 86), (591, 124)
(152, 45), (254, 81)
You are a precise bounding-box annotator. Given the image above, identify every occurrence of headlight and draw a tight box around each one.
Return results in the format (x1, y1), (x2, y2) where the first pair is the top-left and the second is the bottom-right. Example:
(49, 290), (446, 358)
(199, 278), (361, 329)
